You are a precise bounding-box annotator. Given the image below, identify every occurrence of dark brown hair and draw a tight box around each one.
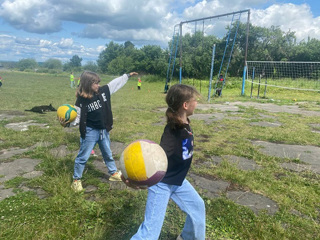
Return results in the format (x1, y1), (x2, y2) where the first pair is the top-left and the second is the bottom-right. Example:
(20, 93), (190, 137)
(76, 71), (101, 99)
(165, 84), (199, 129)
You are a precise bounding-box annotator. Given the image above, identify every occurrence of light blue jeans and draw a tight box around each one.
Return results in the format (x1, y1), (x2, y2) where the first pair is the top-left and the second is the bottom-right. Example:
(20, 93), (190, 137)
(73, 127), (117, 180)
(131, 179), (206, 240)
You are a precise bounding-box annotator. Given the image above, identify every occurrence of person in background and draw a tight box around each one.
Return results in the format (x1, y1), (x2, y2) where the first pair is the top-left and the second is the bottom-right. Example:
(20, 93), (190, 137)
(60, 71), (138, 192)
(70, 72), (75, 88)
(124, 84), (206, 240)
(137, 77), (142, 90)
(216, 74), (224, 96)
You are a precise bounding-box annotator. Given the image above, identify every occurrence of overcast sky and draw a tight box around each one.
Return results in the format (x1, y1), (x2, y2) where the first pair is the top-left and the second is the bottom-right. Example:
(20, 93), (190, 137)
(0, 0), (319, 64)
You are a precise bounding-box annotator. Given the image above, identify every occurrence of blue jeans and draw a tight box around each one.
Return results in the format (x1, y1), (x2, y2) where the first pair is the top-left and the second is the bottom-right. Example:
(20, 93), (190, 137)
(73, 127), (117, 180)
(131, 179), (206, 240)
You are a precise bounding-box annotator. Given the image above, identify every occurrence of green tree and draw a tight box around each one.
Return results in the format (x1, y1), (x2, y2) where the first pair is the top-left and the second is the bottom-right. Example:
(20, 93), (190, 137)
(140, 45), (167, 75)
(292, 38), (320, 61)
(70, 55), (82, 68)
(83, 61), (99, 72)
(107, 56), (135, 75)
(17, 58), (38, 71)
(43, 58), (62, 70)
(97, 41), (124, 73)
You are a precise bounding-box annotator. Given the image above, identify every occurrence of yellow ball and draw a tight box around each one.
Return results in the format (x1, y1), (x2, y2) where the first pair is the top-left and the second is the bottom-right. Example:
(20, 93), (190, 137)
(120, 140), (168, 187)
(57, 104), (77, 122)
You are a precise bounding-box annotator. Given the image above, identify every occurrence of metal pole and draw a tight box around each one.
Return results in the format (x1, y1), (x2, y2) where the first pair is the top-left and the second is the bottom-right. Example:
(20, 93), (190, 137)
(250, 67), (255, 98)
(257, 74), (261, 98)
(208, 44), (216, 102)
(241, 9), (250, 95)
(180, 9), (250, 25)
(264, 78), (267, 98)
(244, 10), (250, 65)
(242, 65), (247, 95)
(179, 22), (183, 83)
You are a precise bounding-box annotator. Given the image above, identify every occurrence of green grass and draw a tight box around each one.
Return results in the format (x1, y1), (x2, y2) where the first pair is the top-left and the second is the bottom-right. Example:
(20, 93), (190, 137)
(0, 71), (319, 239)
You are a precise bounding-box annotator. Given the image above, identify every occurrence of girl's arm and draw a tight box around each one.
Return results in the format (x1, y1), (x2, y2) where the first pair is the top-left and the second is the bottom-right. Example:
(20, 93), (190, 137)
(107, 72), (138, 95)
(70, 106), (80, 126)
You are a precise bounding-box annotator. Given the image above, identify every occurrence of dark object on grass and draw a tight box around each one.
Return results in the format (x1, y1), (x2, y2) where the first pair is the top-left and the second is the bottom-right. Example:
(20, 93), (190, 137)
(25, 104), (57, 114)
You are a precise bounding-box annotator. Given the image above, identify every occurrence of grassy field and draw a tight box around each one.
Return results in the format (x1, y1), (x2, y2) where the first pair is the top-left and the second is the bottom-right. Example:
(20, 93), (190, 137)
(0, 71), (319, 239)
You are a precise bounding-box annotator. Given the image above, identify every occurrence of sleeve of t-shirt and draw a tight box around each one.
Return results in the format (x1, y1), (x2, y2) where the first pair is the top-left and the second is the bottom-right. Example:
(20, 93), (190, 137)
(107, 74), (129, 95)
(71, 98), (81, 126)
(160, 127), (177, 158)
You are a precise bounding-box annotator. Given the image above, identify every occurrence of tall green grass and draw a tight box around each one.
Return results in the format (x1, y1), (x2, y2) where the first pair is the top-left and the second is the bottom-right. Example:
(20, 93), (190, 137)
(0, 71), (319, 239)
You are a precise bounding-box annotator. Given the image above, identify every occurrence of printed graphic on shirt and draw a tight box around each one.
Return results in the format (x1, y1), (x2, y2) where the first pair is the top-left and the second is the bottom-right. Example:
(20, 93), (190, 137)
(88, 100), (102, 112)
(102, 93), (107, 102)
(182, 138), (193, 160)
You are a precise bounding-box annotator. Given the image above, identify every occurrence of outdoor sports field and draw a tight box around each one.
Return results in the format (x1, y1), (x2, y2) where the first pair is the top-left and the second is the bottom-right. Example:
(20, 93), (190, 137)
(0, 71), (319, 239)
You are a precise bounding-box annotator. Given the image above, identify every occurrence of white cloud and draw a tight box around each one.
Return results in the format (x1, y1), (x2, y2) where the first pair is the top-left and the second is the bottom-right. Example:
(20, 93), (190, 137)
(40, 39), (52, 47)
(0, 0), (61, 33)
(40, 48), (50, 52)
(57, 38), (74, 48)
(97, 45), (106, 52)
(0, 34), (15, 46)
(0, 0), (320, 63)
(251, 3), (320, 42)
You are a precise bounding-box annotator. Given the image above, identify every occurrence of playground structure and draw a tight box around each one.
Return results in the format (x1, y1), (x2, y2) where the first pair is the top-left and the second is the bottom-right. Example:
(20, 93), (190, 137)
(165, 10), (250, 101)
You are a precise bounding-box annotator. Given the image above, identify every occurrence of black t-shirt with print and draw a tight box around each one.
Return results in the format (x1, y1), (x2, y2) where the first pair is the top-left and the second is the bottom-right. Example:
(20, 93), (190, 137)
(160, 123), (194, 186)
(86, 93), (104, 129)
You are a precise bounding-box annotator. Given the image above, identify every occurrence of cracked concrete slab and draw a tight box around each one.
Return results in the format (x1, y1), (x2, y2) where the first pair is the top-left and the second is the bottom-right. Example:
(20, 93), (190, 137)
(0, 158), (42, 181)
(226, 191), (279, 215)
(253, 141), (320, 174)
(0, 142), (51, 161)
(189, 113), (225, 124)
(0, 158), (44, 201)
(0, 147), (30, 161)
(189, 173), (229, 198)
(5, 120), (49, 131)
(210, 155), (262, 171)
(0, 111), (25, 120)
(250, 121), (282, 127)
(0, 185), (15, 201)
(229, 102), (320, 116)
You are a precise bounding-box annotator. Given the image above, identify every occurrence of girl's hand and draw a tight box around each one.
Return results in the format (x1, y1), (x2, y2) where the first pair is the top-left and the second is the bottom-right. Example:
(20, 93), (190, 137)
(58, 117), (70, 127)
(129, 72), (138, 76)
(121, 175), (148, 190)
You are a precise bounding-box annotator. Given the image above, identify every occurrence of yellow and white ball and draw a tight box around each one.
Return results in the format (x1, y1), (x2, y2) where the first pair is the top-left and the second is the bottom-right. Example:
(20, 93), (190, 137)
(120, 140), (168, 187)
(57, 104), (77, 122)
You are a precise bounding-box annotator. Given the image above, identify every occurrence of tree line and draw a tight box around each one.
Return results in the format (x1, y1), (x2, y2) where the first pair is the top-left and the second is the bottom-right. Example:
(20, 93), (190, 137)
(5, 23), (320, 79)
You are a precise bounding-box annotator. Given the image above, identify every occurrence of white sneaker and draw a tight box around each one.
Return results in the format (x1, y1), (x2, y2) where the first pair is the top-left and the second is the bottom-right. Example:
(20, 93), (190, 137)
(109, 171), (122, 181)
(71, 180), (83, 192)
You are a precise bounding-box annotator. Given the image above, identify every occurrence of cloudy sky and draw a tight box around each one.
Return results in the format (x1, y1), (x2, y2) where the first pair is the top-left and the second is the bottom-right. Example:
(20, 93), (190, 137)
(0, 0), (319, 64)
